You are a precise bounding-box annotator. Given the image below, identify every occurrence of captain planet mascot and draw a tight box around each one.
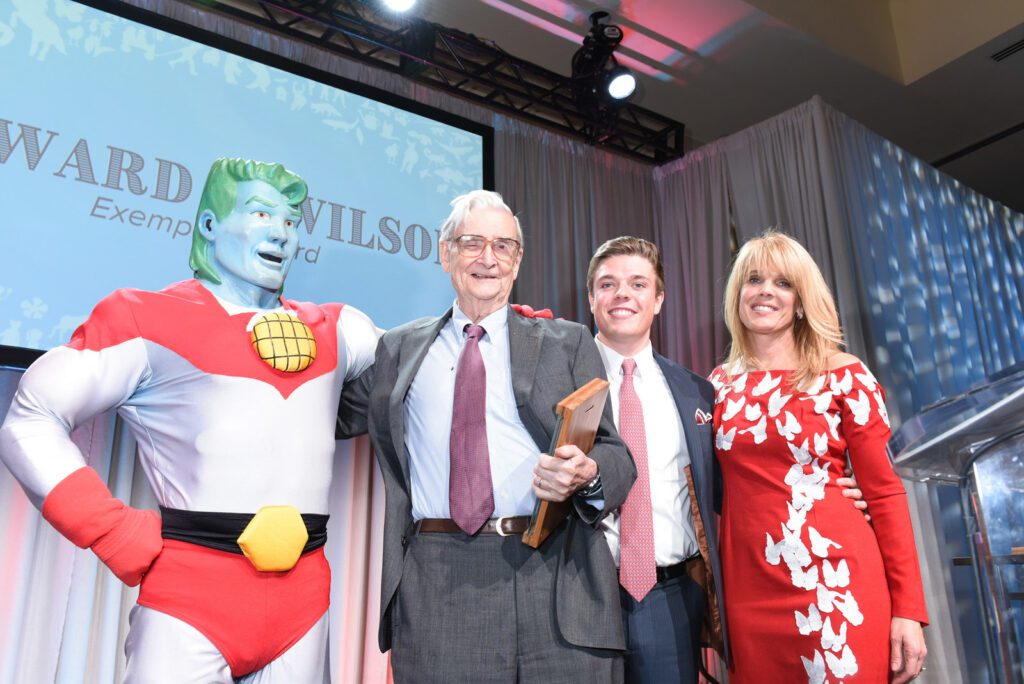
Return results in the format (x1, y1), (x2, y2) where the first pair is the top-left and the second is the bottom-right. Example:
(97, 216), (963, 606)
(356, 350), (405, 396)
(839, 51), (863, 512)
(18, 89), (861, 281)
(0, 158), (379, 681)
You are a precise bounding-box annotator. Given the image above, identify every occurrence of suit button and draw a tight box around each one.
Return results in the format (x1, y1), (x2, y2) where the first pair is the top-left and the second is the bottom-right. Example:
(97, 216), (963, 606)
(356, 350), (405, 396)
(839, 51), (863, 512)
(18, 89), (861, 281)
(401, 535), (408, 547)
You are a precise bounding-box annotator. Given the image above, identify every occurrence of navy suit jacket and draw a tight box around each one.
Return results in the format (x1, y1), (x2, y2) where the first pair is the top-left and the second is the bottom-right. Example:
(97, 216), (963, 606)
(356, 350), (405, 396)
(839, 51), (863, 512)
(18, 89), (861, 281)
(653, 351), (730, 663)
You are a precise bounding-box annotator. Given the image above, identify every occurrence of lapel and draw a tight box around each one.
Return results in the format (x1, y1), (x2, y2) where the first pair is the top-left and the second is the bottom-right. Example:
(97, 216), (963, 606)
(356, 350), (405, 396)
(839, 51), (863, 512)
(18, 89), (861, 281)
(506, 307), (544, 411)
(389, 310), (452, 486)
(655, 353), (711, 491)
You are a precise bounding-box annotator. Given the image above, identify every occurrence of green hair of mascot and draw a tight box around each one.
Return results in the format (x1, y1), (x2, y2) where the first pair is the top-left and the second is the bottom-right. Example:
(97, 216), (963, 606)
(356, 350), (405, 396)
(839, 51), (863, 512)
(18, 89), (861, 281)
(189, 158), (308, 284)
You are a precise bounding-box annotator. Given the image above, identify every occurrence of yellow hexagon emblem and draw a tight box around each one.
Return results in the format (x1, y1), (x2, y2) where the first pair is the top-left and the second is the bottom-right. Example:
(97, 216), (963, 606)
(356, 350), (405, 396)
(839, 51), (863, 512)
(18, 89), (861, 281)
(237, 505), (309, 572)
(250, 312), (317, 372)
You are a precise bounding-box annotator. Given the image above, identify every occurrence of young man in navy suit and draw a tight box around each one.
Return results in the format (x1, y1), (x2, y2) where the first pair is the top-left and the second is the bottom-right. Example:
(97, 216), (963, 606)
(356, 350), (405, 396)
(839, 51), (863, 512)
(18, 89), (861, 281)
(587, 237), (726, 684)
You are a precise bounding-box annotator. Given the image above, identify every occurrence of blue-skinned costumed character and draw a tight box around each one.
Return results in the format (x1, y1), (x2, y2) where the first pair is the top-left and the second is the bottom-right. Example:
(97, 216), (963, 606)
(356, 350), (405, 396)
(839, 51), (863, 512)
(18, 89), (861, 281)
(0, 159), (379, 682)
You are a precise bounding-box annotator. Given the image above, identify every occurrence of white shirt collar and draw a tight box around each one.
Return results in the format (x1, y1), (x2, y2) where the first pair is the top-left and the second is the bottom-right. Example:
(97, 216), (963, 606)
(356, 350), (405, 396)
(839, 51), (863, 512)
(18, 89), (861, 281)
(451, 301), (508, 340)
(594, 337), (656, 379)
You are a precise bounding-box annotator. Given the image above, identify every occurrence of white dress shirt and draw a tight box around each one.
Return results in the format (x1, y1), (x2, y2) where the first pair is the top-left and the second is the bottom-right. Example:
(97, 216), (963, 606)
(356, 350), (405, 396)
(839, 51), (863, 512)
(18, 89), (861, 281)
(595, 338), (699, 566)
(404, 303), (540, 520)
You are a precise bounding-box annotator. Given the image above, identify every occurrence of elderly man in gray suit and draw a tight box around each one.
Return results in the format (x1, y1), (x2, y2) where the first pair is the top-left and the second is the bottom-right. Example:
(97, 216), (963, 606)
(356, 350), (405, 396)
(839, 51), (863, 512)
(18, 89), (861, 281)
(337, 190), (636, 683)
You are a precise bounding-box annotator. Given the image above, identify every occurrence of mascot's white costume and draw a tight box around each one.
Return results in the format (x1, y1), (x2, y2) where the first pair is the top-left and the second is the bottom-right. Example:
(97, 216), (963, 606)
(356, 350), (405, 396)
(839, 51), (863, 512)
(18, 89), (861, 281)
(0, 159), (378, 682)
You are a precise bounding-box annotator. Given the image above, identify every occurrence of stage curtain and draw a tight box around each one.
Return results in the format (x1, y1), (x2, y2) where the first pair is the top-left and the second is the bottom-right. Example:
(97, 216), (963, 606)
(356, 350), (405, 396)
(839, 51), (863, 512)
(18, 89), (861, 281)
(652, 143), (733, 375)
(495, 117), (656, 323)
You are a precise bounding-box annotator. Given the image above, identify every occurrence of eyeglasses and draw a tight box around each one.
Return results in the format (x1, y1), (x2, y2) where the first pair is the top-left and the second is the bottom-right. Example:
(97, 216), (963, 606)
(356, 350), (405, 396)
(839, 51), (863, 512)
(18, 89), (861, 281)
(450, 234), (521, 261)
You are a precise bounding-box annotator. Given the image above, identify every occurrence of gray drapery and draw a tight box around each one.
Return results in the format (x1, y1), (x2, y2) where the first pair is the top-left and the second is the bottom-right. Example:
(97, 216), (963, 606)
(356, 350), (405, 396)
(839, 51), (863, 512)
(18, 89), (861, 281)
(2, 1), (1021, 681)
(496, 118), (656, 324)
(652, 144), (733, 374)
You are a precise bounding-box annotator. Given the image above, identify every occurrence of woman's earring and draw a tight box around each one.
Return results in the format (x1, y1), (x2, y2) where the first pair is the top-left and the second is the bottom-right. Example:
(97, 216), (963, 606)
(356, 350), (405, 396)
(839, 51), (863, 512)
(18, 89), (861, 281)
(796, 309), (804, 320)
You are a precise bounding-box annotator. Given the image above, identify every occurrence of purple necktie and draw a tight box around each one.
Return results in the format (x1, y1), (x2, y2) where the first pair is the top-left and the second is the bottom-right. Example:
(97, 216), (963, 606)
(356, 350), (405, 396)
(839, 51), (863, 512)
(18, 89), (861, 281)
(449, 324), (494, 535)
(618, 358), (657, 601)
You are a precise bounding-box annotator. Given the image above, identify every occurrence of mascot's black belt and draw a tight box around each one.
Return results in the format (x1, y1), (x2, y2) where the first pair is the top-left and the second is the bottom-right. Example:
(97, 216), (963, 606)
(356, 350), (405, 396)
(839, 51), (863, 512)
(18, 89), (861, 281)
(161, 506), (328, 572)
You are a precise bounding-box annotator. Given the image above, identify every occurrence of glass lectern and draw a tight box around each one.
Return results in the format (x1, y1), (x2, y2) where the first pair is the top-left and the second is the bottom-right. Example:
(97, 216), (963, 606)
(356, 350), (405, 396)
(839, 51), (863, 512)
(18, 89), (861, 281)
(891, 366), (1024, 683)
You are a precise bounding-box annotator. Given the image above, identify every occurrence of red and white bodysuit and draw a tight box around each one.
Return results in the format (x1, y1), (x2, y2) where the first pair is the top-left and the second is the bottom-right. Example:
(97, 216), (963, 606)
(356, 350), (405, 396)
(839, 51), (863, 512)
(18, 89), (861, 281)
(0, 279), (378, 682)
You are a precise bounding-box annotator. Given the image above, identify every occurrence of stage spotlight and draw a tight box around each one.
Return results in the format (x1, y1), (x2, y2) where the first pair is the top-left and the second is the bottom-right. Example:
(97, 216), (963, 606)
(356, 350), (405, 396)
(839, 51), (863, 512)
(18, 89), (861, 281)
(606, 67), (636, 100)
(570, 12), (636, 140)
(382, 0), (416, 11)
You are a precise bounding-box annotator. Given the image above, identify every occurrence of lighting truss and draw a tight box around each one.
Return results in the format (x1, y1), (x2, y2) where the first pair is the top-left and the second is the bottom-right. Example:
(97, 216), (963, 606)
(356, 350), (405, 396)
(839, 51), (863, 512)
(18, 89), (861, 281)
(178, 0), (686, 163)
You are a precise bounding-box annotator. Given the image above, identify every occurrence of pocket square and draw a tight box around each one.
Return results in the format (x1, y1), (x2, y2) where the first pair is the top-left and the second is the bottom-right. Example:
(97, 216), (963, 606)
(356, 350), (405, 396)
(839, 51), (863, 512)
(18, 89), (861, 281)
(694, 408), (712, 425)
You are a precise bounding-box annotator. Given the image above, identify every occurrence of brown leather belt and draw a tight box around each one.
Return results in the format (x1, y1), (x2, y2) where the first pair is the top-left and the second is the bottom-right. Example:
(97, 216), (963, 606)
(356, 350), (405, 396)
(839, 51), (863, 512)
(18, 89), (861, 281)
(416, 516), (531, 537)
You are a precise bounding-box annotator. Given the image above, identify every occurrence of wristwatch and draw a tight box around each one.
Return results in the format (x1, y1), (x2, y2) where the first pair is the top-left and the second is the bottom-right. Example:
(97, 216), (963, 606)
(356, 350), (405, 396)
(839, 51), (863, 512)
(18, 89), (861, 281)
(576, 475), (603, 497)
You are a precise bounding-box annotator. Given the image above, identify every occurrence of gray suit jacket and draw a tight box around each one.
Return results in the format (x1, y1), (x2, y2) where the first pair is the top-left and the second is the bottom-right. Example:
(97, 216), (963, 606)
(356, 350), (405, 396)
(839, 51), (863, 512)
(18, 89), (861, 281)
(338, 306), (636, 653)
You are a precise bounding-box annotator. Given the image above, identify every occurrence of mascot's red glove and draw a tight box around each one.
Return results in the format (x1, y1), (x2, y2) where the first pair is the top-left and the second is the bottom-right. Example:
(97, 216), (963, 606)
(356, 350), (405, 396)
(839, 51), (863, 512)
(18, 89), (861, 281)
(511, 304), (554, 319)
(41, 467), (163, 586)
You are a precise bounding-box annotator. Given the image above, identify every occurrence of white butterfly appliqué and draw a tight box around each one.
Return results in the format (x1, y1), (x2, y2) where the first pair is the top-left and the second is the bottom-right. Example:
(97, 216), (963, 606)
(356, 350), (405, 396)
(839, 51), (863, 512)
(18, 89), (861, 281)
(831, 369), (853, 395)
(801, 651), (827, 684)
(818, 585), (865, 626)
(785, 501), (808, 533)
(788, 439), (812, 465)
(752, 371), (781, 396)
(790, 563), (820, 590)
(776, 411), (803, 441)
(874, 390), (890, 427)
(832, 590), (865, 626)
(846, 389), (871, 426)
(808, 526), (842, 558)
(824, 411), (841, 441)
(744, 402), (763, 422)
(715, 425), (736, 451)
(825, 644), (859, 678)
(801, 392), (832, 414)
(789, 461), (830, 510)
(820, 616), (848, 652)
(795, 603), (823, 635)
(768, 387), (792, 417)
(823, 558), (850, 588)
(740, 416), (768, 444)
(731, 371), (748, 394)
(765, 532), (784, 566)
(813, 432), (829, 457)
(817, 583), (838, 613)
(854, 368), (877, 392)
(778, 524), (811, 565)
(722, 395), (745, 421)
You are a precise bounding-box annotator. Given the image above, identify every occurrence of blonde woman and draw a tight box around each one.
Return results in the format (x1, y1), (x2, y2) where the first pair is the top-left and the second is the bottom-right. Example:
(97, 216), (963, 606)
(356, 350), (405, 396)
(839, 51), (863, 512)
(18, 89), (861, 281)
(710, 231), (928, 683)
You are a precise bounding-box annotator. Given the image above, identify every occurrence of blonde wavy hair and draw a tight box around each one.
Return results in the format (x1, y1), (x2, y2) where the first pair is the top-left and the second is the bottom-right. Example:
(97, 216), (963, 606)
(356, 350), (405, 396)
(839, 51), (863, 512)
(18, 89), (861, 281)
(723, 231), (844, 389)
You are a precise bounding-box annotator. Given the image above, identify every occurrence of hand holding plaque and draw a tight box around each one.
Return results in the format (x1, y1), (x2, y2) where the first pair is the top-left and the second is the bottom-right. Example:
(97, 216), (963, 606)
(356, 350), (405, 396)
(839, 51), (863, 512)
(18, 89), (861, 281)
(522, 378), (609, 548)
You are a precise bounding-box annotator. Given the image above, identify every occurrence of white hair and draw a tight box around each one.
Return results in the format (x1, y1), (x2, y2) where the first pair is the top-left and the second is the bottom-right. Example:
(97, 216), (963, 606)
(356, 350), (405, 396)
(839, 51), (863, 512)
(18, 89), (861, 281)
(439, 190), (524, 246)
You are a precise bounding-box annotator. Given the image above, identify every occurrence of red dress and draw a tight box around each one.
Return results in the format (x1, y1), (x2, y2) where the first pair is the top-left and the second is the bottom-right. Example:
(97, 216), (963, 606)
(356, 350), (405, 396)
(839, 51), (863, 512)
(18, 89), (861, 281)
(710, 362), (928, 683)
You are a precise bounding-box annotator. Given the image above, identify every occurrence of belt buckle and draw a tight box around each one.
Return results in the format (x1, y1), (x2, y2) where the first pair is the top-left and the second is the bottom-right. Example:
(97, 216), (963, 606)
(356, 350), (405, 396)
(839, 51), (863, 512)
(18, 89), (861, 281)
(494, 516), (513, 537)
(237, 505), (309, 572)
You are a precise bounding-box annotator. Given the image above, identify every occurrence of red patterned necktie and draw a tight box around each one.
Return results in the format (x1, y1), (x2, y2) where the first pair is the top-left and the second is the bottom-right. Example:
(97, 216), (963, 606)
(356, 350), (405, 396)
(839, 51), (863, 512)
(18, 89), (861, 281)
(449, 324), (494, 535)
(618, 358), (657, 601)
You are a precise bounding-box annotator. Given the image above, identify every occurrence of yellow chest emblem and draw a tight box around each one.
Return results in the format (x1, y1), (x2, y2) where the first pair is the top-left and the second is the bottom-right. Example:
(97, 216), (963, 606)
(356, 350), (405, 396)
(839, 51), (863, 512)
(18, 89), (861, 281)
(250, 312), (317, 372)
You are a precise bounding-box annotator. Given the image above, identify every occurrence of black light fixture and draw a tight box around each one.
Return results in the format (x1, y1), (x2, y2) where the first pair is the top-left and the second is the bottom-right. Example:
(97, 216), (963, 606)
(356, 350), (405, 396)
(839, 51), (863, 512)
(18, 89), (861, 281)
(570, 11), (636, 141)
(188, 0), (685, 162)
